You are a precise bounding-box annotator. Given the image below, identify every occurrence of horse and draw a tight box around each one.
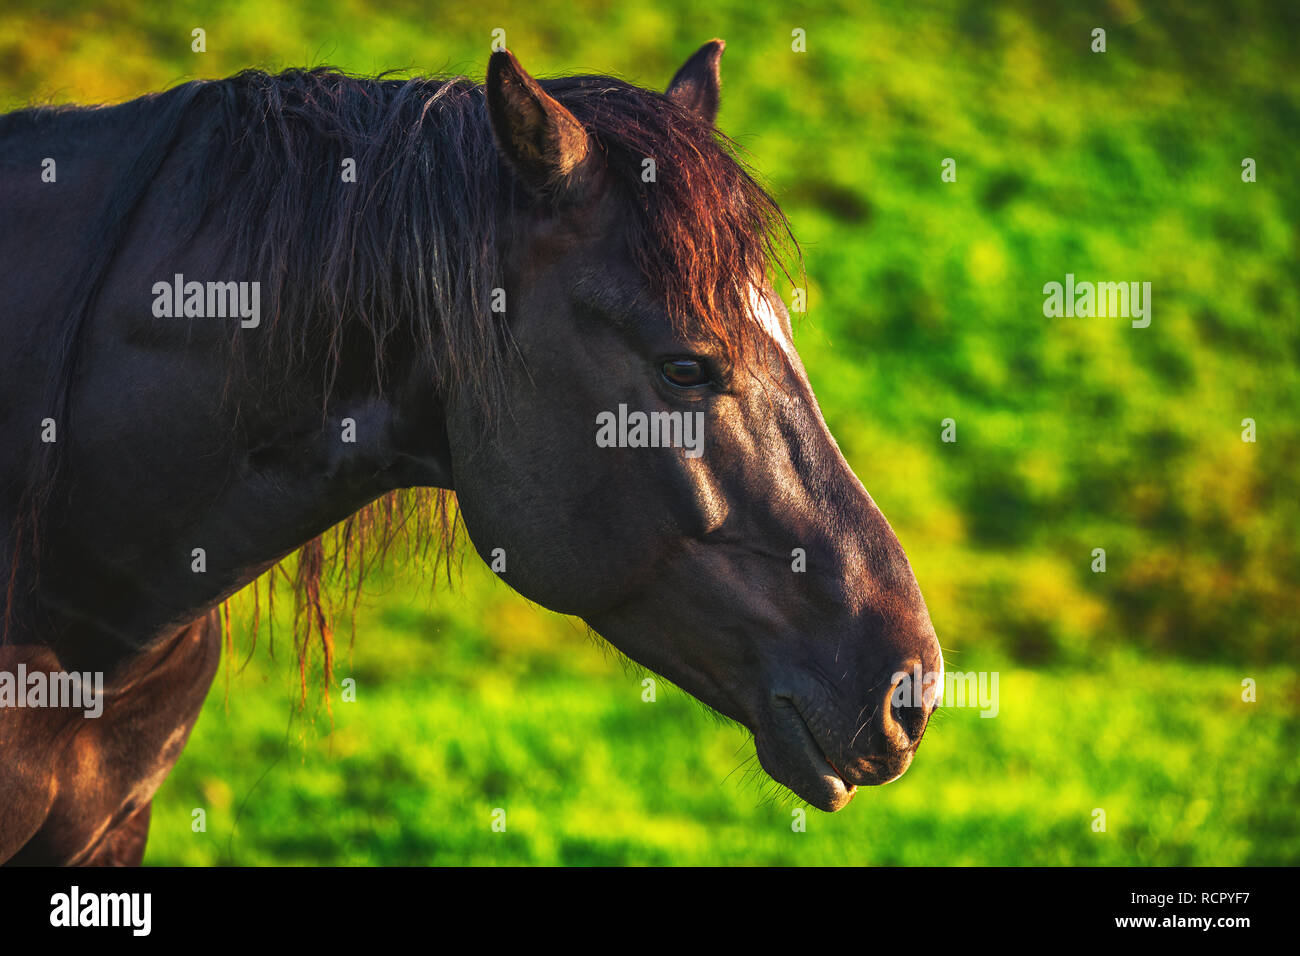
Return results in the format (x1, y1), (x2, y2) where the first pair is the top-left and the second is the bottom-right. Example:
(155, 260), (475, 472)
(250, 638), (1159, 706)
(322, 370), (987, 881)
(0, 40), (943, 865)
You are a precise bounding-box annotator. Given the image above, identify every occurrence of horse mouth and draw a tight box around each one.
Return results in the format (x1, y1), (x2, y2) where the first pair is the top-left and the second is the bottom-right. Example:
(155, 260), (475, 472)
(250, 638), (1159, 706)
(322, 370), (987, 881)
(754, 696), (858, 812)
(795, 711), (860, 805)
(754, 695), (919, 810)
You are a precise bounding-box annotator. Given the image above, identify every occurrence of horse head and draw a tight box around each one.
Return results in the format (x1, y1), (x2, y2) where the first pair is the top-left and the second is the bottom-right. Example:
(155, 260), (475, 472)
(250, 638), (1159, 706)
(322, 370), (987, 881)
(445, 43), (944, 810)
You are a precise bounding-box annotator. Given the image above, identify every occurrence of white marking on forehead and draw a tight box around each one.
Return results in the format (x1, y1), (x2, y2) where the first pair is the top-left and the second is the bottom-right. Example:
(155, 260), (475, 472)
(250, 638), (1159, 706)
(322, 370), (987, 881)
(747, 283), (796, 362)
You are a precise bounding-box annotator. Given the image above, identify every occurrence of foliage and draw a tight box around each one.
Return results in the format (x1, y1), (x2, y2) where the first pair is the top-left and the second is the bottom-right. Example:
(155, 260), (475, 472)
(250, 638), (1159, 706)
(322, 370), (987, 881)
(2, 0), (1294, 864)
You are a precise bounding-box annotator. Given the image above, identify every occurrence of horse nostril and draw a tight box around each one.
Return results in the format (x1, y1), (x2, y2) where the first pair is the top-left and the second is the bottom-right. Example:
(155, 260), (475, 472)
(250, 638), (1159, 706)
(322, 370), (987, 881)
(885, 672), (929, 746)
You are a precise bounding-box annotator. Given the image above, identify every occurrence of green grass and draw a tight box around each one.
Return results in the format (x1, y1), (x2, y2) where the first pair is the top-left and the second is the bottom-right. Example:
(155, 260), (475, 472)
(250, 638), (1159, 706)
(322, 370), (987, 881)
(144, 560), (1300, 865)
(2, 0), (1296, 863)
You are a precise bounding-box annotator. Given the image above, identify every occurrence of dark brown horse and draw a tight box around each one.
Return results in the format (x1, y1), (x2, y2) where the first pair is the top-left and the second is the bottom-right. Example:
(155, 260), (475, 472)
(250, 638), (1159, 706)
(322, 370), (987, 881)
(0, 41), (943, 865)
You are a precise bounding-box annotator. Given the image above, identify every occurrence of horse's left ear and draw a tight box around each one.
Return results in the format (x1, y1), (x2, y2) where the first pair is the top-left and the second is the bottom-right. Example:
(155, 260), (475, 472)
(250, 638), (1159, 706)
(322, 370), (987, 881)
(666, 39), (725, 126)
(486, 48), (596, 203)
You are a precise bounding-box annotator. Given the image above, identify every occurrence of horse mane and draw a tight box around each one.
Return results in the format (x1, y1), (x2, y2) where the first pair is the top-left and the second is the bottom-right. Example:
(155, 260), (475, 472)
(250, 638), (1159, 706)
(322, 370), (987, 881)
(3, 64), (799, 703)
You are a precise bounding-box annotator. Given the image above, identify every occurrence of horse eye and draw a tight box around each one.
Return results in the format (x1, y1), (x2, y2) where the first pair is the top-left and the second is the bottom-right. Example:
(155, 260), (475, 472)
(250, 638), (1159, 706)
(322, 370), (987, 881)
(661, 359), (710, 388)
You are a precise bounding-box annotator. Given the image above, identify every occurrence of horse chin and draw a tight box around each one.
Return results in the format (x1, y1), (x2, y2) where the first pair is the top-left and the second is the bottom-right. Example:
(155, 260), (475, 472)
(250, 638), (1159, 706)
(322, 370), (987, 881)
(754, 699), (858, 812)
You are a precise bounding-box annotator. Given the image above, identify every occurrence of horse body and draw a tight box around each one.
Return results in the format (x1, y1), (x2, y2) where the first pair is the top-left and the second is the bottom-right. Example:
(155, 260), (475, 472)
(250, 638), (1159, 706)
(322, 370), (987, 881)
(1, 43), (943, 865)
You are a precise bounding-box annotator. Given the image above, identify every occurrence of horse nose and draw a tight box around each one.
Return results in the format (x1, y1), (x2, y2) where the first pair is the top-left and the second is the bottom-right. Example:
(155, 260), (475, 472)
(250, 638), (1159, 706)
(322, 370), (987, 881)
(827, 652), (942, 787)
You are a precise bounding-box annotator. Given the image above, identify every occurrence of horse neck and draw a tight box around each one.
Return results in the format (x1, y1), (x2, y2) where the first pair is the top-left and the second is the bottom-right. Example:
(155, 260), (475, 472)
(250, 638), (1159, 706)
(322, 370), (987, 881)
(33, 291), (455, 675)
(9, 86), (474, 669)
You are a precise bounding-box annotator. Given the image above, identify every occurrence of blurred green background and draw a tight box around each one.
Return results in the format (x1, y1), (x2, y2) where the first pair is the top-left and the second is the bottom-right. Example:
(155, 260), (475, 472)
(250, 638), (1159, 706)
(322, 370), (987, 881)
(2, 0), (1296, 864)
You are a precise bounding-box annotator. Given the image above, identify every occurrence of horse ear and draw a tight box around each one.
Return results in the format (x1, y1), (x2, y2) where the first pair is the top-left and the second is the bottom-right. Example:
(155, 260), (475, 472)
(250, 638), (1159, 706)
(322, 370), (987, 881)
(486, 49), (595, 203)
(666, 39), (725, 126)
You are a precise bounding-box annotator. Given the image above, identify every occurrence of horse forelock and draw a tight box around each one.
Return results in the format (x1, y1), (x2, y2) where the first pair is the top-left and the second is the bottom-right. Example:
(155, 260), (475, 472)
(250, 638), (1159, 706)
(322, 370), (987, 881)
(540, 74), (800, 363)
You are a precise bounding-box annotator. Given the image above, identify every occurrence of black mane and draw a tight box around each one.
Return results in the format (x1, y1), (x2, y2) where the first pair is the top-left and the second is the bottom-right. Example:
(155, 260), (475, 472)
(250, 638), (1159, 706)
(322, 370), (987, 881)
(3, 64), (795, 658)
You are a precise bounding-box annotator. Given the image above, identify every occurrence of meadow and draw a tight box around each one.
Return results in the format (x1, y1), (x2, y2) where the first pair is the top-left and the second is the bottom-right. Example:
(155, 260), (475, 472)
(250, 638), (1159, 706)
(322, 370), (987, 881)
(143, 559), (1297, 866)
(1, 0), (1295, 864)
